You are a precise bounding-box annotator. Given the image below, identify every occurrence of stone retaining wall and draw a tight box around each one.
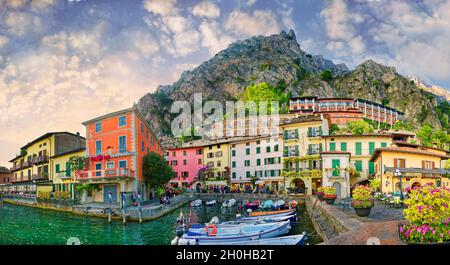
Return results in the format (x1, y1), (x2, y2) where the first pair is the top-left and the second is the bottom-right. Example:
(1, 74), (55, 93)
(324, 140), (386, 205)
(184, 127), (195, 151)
(305, 196), (363, 242)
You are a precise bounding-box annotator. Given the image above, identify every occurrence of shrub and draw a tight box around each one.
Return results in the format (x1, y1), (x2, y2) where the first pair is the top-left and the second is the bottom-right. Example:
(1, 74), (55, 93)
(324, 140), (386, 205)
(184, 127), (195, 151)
(351, 185), (374, 208)
(369, 179), (381, 192)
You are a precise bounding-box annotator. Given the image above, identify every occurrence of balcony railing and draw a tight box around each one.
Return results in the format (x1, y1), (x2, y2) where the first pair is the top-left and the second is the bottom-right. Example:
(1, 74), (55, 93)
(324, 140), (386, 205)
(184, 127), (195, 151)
(307, 149), (321, 155)
(57, 172), (71, 179)
(76, 168), (135, 181)
(283, 150), (299, 157)
(33, 155), (49, 165)
(283, 133), (299, 140)
(32, 173), (49, 180)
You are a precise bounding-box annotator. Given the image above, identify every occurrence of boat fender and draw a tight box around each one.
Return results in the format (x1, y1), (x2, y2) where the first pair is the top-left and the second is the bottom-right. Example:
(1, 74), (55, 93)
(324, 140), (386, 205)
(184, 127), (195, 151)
(205, 224), (217, 236)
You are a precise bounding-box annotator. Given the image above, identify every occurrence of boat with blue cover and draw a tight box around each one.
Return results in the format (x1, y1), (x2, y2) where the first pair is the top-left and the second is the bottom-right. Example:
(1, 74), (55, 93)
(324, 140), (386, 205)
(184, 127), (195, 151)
(261, 200), (274, 209)
(176, 233), (307, 245)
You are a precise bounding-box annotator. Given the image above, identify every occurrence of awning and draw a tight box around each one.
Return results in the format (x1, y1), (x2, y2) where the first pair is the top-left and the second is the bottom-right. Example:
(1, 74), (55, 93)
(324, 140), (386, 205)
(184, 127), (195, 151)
(205, 181), (227, 185)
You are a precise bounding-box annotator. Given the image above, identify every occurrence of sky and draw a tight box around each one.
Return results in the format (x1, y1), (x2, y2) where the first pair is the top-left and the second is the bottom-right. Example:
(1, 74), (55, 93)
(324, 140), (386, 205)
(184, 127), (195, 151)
(1, 0), (450, 166)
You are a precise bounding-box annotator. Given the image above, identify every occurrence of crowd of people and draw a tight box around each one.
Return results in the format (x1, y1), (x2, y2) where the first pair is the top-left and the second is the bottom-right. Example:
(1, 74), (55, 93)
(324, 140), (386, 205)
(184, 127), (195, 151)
(195, 184), (278, 194)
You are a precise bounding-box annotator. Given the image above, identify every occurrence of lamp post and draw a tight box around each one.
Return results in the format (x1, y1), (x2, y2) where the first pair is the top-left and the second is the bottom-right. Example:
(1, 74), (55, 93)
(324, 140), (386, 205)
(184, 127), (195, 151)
(394, 169), (403, 200)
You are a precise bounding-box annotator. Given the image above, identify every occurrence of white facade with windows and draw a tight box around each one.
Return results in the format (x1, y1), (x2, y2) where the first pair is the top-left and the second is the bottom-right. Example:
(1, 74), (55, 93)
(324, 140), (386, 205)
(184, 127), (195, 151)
(230, 136), (283, 186)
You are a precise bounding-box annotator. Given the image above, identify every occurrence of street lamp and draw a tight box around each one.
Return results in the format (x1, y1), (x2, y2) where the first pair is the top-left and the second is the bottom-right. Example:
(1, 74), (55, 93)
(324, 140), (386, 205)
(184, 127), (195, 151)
(394, 169), (403, 200)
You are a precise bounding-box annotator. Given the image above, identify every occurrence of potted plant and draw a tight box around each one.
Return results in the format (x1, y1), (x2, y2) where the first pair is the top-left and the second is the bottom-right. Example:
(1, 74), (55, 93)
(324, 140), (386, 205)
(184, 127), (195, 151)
(316, 187), (325, 201)
(399, 183), (450, 244)
(351, 185), (374, 217)
(322, 186), (337, 205)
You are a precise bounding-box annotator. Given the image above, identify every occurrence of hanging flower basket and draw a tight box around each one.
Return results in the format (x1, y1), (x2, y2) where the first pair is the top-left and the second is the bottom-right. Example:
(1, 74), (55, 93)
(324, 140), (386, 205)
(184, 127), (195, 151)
(90, 155), (111, 162)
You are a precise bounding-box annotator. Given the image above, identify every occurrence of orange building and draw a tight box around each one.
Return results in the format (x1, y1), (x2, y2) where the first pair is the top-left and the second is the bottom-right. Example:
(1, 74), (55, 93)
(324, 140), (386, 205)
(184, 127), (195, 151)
(77, 106), (163, 205)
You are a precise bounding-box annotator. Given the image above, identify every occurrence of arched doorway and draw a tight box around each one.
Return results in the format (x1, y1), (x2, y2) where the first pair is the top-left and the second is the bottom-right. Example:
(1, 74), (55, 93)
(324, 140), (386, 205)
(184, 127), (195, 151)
(291, 178), (306, 194)
(333, 182), (342, 199)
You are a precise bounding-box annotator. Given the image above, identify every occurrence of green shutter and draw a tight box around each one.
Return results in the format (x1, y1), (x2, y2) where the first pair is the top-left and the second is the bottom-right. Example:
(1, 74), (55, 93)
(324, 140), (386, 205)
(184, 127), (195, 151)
(266, 146), (271, 152)
(341, 142), (347, 151)
(232, 150), (236, 157)
(232, 161), (236, 168)
(284, 130), (288, 139)
(369, 142), (375, 155)
(355, 142), (362, 155)
(330, 142), (336, 151)
(355, 160), (363, 172)
(369, 162), (375, 174)
(274, 144), (279, 152)
(381, 142), (387, 148)
(308, 127), (312, 137)
(332, 159), (340, 176)
(257, 159), (261, 166)
(65, 162), (71, 177)
(55, 164), (60, 173)
(256, 147), (260, 154)
(246, 148), (250, 155)
(246, 171), (250, 178)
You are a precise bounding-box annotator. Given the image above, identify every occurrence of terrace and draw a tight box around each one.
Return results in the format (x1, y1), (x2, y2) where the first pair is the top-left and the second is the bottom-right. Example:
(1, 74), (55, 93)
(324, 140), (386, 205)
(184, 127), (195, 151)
(76, 168), (135, 181)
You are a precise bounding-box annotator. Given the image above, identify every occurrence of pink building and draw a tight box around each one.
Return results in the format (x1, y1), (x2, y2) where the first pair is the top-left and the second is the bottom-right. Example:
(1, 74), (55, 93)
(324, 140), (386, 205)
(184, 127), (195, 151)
(168, 145), (204, 188)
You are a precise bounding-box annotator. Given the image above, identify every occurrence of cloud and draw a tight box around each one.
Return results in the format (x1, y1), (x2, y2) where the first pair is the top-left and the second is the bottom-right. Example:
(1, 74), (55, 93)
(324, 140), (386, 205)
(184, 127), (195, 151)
(225, 10), (281, 36)
(4, 11), (43, 36)
(199, 20), (235, 55)
(246, 0), (257, 6)
(2, 0), (27, 8)
(320, 0), (366, 56)
(31, 0), (55, 10)
(143, 0), (178, 16)
(192, 1), (220, 18)
(0, 35), (9, 48)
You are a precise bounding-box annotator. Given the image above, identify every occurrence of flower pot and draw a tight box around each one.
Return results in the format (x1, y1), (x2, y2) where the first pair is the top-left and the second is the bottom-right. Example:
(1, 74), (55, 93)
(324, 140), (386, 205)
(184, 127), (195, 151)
(324, 197), (336, 205)
(354, 206), (373, 217)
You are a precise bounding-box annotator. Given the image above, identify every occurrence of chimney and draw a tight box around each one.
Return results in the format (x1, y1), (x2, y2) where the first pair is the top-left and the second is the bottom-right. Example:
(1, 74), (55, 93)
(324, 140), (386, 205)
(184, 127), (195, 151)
(76, 132), (81, 148)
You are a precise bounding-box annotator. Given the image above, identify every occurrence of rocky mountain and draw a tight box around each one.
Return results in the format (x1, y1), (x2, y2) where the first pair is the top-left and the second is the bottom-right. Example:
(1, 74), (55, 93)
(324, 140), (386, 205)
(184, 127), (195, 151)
(137, 30), (444, 138)
(408, 76), (450, 102)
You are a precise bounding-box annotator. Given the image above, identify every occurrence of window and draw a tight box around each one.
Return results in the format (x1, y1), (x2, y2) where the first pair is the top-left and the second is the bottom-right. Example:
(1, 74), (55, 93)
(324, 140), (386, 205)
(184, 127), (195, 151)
(197, 158), (202, 165)
(217, 161), (221, 167)
(256, 147), (261, 154)
(274, 144), (279, 152)
(245, 160), (250, 167)
(215, 151), (223, 157)
(171, 160), (178, 166)
(146, 130), (149, 139)
(381, 142), (387, 148)
(232, 172), (236, 179)
(141, 141), (145, 152)
(119, 160), (127, 168)
(106, 161), (114, 169)
(196, 149), (202, 155)
(95, 163), (102, 177)
(257, 159), (261, 166)
(246, 171), (251, 178)
(183, 150), (187, 156)
(95, 122), (102, 132)
(95, 140), (102, 155)
(118, 116), (126, 127)
(232, 161), (236, 168)
(332, 159), (340, 176)
(207, 152), (214, 158)
(354, 160), (363, 172)
(393, 158), (406, 168)
(340, 142), (347, 152)
(231, 150), (236, 157)
(119, 136), (126, 153)
(182, 172), (188, 178)
(246, 148), (250, 155)
(183, 160), (187, 165)
(355, 142), (362, 155)
(55, 164), (60, 173)
(141, 122), (144, 133)
(422, 161), (435, 169)
(369, 142), (375, 155)
(329, 142), (336, 151)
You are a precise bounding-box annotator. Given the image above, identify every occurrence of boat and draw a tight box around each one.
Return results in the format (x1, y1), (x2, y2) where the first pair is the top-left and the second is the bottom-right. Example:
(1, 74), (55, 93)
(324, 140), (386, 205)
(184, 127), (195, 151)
(206, 214), (296, 226)
(245, 200), (261, 210)
(243, 209), (296, 221)
(272, 199), (285, 210)
(190, 199), (202, 207)
(205, 200), (216, 206)
(261, 200), (274, 209)
(222, 198), (236, 208)
(175, 233), (308, 245)
(176, 220), (291, 244)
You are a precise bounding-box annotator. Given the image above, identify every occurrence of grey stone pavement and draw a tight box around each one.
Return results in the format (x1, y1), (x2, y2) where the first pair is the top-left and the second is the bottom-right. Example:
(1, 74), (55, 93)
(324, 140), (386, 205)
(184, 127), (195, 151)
(333, 200), (405, 223)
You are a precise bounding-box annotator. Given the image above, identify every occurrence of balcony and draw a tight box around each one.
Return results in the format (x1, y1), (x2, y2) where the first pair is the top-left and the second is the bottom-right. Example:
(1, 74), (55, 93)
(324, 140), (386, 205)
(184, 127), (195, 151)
(283, 132), (299, 140)
(283, 150), (299, 157)
(57, 172), (72, 179)
(307, 149), (321, 155)
(76, 168), (135, 181)
(32, 173), (49, 180)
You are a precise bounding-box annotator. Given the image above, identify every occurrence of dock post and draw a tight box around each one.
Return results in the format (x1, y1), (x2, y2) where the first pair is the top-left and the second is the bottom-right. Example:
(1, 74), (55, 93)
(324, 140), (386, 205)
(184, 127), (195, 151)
(108, 192), (112, 224)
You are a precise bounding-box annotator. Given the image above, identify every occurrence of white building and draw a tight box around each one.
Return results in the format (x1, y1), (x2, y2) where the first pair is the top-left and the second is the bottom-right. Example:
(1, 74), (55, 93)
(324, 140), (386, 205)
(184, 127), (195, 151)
(320, 151), (351, 198)
(230, 135), (283, 189)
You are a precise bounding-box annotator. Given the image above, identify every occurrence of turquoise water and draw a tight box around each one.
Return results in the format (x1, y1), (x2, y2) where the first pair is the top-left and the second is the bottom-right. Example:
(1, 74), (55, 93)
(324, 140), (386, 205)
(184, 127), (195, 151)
(0, 202), (322, 245)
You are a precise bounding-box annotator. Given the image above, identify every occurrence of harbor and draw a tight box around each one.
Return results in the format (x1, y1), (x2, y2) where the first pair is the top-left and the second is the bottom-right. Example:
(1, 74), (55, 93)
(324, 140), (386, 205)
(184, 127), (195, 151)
(0, 196), (322, 245)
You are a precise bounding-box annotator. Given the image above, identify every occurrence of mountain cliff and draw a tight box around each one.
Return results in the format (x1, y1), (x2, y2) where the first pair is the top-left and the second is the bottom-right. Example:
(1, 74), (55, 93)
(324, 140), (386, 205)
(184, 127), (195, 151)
(137, 30), (444, 138)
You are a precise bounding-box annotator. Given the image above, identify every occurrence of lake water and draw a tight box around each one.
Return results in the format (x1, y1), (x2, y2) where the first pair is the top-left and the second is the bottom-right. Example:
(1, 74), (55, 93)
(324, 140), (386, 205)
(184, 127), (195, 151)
(0, 202), (322, 245)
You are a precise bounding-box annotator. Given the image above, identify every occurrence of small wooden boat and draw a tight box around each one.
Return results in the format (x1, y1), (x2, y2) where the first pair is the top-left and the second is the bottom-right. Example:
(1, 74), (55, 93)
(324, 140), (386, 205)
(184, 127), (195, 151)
(176, 220), (291, 244)
(245, 200), (261, 210)
(190, 199), (202, 207)
(222, 198), (236, 207)
(249, 208), (295, 217)
(179, 233), (308, 245)
(205, 200), (216, 206)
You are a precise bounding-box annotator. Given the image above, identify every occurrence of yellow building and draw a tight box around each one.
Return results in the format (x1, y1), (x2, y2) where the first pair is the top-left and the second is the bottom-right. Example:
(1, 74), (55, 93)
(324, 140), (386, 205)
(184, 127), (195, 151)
(9, 132), (85, 198)
(203, 139), (232, 182)
(280, 114), (330, 195)
(51, 148), (86, 200)
(370, 142), (450, 194)
(321, 131), (415, 186)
